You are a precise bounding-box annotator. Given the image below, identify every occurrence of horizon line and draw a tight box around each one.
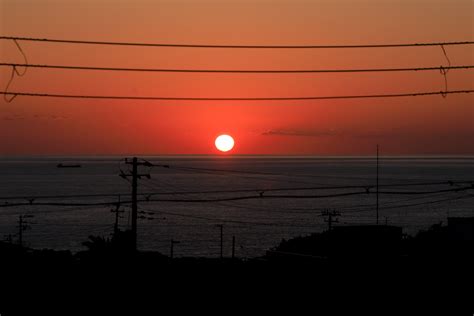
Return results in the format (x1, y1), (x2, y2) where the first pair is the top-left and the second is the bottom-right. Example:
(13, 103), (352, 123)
(1, 154), (474, 160)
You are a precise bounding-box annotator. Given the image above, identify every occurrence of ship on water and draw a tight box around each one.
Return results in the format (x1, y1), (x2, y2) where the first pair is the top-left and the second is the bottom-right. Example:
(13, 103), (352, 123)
(57, 163), (82, 168)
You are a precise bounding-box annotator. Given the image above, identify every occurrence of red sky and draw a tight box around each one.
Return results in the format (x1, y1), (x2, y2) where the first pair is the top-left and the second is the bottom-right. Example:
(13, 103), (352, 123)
(1, 0), (473, 155)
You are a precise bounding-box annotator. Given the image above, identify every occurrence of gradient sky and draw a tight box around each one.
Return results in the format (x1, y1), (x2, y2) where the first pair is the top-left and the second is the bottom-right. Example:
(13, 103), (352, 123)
(1, 0), (473, 155)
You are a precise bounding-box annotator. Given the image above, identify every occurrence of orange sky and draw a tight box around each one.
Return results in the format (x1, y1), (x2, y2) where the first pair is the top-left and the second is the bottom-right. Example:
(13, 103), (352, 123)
(1, 0), (473, 155)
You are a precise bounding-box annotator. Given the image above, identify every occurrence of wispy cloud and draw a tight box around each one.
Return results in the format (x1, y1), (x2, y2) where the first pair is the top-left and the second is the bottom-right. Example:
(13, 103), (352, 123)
(262, 128), (341, 137)
(3, 114), (68, 121)
(2, 114), (25, 121)
(262, 127), (411, 138)
(49, 115), (68, 120)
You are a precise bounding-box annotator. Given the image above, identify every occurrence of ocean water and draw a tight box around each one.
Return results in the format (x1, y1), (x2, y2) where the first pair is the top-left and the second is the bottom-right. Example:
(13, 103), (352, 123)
(0, 156), (473, 258)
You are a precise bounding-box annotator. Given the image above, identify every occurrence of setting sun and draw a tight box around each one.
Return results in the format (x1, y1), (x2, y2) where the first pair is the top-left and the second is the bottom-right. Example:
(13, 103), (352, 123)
(215, 135), (235, 152)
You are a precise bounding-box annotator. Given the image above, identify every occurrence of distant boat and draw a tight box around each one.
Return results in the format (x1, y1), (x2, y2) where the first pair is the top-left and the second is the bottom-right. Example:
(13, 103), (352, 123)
(57, 163), (82, 168)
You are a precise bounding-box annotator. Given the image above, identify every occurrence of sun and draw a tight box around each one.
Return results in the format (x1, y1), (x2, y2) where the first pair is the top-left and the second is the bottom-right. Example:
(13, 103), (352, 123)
(215, 134), (235, 152)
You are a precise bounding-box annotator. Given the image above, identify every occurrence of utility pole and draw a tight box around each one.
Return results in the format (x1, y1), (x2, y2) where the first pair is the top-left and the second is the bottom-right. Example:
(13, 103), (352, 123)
(216, 224), (223, 259)
(131, 158), (138, 247)
(110, 196), (124, 235)
(18, 215), (22, 247)
(321, 209), (340, 232)
(232, 235), (236, 259)
(120, 157), (151, 251)
(170, 239), (180, 259)
(17, 214), (34, 247)
(376, 144), (379, 225)
(3, 234), (13, 243)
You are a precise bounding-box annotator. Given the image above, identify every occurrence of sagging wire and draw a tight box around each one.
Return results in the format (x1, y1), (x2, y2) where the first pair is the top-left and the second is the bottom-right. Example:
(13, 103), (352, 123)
(3, 39), (28, 103)
(118, 158), (132, 185)
(439, 45), (451, 98)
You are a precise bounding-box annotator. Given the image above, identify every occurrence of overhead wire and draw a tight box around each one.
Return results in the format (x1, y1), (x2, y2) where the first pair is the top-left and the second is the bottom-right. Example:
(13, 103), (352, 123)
(0, 37), (472, 222)
(2, 36), (473, 49)
(1, 185), (472, 208)
(1, 63), (473, 74)
(136, 194), (474, 227)
(343, 194), (474, 214)
(156, 163), (473, 184)
(0, 180), (471, 201)
(1, 38), (473, 103)
(131, 170), (474, 218)
(1, 90), (473, 102)
(3, 40), (28, 102)
(137, 205), (318, 228)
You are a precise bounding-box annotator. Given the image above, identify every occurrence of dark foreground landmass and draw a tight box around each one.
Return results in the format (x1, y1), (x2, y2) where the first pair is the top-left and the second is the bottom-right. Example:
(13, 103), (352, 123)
(3, 217), (473, 265)
(1, 218), (473, 314)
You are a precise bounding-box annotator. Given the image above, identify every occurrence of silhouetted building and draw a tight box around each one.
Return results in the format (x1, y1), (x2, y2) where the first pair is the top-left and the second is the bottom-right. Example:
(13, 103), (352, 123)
(446, 217), (474, 259)
(268, 224), (404, 262)
(448, 217), (474, 242)
(330, 225), (403, 258)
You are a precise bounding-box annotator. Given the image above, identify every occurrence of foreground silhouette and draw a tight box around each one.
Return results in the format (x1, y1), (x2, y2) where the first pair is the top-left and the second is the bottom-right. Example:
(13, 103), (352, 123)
(1, 218), (472, 269)
(1, 219), (473, 315)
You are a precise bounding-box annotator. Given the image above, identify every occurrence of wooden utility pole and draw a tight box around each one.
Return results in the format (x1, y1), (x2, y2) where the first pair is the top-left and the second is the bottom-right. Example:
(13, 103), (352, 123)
(110, 196), (124, 235)
(18, 215), (23, 247)
(131, 158), (138, 246)
(321, 209), (340, 232)
(170, 239), (180, 259)
(17, 214), (33, 247)
(216, 224), (223, 259)
(232, 235), (236, 259)
(120, 157), (151, 251)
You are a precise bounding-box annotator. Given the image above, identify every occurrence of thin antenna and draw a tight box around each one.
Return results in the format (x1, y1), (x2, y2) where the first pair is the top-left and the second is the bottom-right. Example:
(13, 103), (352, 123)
(216, 224), (224, 259)
(376, 144), (379, 225)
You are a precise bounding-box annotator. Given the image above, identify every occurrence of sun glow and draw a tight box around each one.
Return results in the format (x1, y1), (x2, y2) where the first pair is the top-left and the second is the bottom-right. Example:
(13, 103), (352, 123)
(215, 135), (234, 152)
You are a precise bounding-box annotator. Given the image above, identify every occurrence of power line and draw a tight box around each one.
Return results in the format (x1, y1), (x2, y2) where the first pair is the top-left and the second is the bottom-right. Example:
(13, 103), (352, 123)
(311, 190), (465, 212)
(377, 186), (473, 195)
(2, 191), (470, 219)
(137, 205), (318, 228)
(137, 194), (474, 227)
(150, 180), (472, 195)
(0, 180), (471, 201)
(0, 185), (472, 208)
(164, 164), (327, 186)
(0, 191), (367, 208)
(2, 36), (474, 49)
(60, 156), (470, 192)
(142, 172), (292, 218)
(2, 63), (473, 74)
(258, 185), (474, 215)
(0, 204), (109, 217)
(1, 90), (473, 102)
(376, 194), (474, 212)
(168, 165), (446, 184)
(0, 192), (125, 201)
(163, 163), (459, 184)
(236, 192), (473, 217)
(144, 171), (349, 218)
(344, 194), (474, 214)
(159, 163), (474, 185)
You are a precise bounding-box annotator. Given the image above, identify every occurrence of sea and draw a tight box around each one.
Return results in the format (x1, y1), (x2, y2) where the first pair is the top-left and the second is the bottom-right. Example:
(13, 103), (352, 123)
(0, 156), (473, 258)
